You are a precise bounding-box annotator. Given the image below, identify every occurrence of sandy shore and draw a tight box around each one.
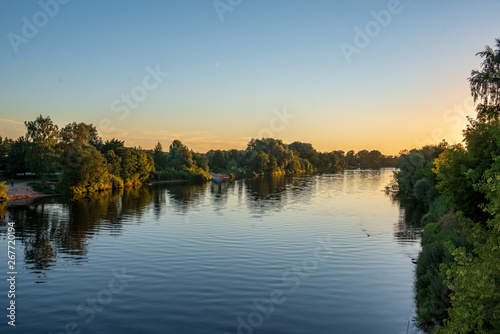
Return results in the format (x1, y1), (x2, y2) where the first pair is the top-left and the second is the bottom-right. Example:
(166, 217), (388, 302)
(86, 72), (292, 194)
(6, 182), (49, 202)
(209, 172), (232, 180)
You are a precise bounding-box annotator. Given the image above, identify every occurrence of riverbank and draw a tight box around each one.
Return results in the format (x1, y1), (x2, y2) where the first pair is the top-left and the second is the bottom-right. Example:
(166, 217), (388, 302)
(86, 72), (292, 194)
(4, 173), (232, 202)
(6, 182), (52, 202)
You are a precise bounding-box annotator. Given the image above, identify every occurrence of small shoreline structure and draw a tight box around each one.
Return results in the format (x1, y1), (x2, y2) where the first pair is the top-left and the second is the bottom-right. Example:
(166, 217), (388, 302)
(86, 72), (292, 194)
(208, 172), (232, 182)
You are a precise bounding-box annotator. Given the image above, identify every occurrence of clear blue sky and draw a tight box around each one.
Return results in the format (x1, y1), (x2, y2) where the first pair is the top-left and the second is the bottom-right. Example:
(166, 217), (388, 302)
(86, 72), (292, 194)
(1, 0), (499, 154)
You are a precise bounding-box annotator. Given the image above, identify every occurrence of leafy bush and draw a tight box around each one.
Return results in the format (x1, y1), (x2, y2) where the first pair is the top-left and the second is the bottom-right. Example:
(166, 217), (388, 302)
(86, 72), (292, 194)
(109, 174), (124, 189)
(414, 178), (431, 200)
(60, 146), (112, 194)
(422, 196), (449, 224)
(185, 167), (211, 183)
(149, 169), (188, 181)
(120, 149), (155, 186)
(415, 213), (468, 331)
(0, 181), (7, 199)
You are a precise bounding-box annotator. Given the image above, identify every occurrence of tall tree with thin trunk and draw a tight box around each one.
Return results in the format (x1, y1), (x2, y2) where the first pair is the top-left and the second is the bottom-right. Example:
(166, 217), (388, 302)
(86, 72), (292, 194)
(469, 38), (500, 119)
(24, 115), (59, 181)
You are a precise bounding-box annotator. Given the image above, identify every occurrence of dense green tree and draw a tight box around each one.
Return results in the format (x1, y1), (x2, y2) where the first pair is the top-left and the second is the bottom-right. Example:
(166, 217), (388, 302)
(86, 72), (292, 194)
(436, 161), (500, 333)
(6, 137), (27, 177)
(285, 154), (314, 173)
(396, 143), (448, 199)
(368, 150), (383, 169)
(345, 150), (358, 168)
(464, 117), (500, 177)
(167, 140), (194, 170)
(100, 138), (126, 156)
(288, 141), (317, 160)
(286, 155), (302, 173)
(434, 140), (495, 220)
(192, 152), (209, 172)
(414, 178), (431, 201)
(152, 142), (168, 171)
(0, 136), (13, 172)
(246, 138), (293, 170)
(414, 212), (465, 331)
(397, 151), (426, 194)
(333, 150), (346, 169)
(356, 150), (370, 169)
(24, 115), (59, 180)
(60, 145), (112, 194)
(120, 148), (155, 186)
(206, 148), (250, 176)
(227, 149), (244, 165)
(381, 154), (398, 167)
(419, 142), (449, 162)
(250, 151), (270, 174)
(314, 152), (341, 173)
(105, 150), (122, 176)
(150, 141), (210, 183)
(59, 122), (101, 148)
(300, 156), (314, 172)
(268, 155), (278, 173)
(208, 150), (229, 172)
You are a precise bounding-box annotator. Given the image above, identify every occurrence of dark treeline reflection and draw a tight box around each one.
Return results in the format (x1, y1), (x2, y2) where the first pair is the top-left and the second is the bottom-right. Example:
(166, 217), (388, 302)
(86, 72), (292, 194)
(244, 174), (315, 217)
(162, 183), (209, 211)
(390, 193), (426, 243)
(2, 186), (159, 278)
(0, 171), (420, 280)
(209, 180), (234, 212)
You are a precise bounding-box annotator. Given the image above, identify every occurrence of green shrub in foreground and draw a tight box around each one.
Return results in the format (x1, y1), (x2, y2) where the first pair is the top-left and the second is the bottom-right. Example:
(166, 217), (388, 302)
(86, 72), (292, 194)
(415, 213), (468, 331)
(422, 196), (449, 224)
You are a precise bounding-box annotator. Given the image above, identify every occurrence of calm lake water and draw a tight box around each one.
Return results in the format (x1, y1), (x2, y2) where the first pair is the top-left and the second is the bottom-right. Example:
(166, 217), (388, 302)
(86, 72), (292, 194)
(0, 169), (423, 334)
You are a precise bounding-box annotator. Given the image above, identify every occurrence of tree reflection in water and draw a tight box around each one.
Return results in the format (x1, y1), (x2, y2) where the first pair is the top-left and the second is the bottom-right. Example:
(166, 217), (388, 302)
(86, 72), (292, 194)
(1, 186), (159, 280)
(0, 173), (422, 283)
(388, 192), (426, 243)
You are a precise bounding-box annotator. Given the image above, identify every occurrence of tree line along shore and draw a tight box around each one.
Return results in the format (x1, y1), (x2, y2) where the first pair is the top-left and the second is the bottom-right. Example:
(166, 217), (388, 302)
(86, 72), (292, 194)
(0, 119), (397, 198)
